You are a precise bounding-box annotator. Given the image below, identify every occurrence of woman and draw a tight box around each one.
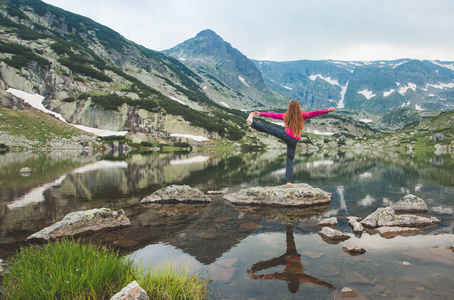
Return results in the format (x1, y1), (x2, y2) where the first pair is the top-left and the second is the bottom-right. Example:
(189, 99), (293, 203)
(247, 100), (337, 186)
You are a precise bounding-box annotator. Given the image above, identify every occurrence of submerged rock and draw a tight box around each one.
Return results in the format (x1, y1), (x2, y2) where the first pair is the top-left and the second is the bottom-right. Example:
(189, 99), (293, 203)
(392, 194), (428, 212)
(110, 281), (148, 300)
(223, 183), (331, 207)
(27, 208), (130, 240)
(318, 217), (338, 227)
(402, 246), (454, 266)
(330, 287), (369, 300)
(140, 185), (211, 204)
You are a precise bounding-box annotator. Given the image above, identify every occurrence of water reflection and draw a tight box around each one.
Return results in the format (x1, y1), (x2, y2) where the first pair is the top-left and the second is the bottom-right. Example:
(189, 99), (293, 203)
(0, 149), (453, 299)
(247, 224), (335, 293)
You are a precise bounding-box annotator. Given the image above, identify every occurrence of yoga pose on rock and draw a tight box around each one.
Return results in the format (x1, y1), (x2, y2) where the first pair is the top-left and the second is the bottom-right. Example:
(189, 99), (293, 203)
(247, 100), (336, 186)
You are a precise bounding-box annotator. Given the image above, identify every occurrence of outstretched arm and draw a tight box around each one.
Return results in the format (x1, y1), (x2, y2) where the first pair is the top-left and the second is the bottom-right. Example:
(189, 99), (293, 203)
(303, 107), (336, 119)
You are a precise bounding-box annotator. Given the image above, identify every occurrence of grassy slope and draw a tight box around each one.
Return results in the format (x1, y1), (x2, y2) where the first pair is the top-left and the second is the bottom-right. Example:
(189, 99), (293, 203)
(0, 106), (90, 142)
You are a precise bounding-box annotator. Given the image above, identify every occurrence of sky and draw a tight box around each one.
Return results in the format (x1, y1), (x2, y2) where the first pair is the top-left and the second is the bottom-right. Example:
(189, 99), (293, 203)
(41, 0), (454, 62)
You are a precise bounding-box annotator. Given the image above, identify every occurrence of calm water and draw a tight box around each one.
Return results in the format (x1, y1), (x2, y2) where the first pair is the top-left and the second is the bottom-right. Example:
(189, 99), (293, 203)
(1, 149), (453, 299)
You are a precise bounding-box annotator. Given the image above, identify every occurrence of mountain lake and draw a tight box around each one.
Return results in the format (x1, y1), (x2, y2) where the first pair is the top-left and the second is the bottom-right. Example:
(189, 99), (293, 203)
(0, 149), (453, 299)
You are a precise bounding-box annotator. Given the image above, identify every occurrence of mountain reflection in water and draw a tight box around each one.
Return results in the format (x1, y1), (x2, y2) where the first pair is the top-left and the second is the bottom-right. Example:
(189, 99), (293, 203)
(0, 150), (453, 299)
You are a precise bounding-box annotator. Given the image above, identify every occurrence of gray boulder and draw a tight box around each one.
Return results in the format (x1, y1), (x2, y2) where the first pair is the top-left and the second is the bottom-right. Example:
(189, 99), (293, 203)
(140, 185), (211, 204)
(110, 281), (148, 300)
(361, 207), (438, 228)
(318, 217), (338, 227)
(27, 208), (130, 240)
(223, 183), (331, 207)
(347, 217), (365, 233)
(392, 194), (428, 212)
(342, 245), (366, 255)
(361, 207), (393, 228)
(318, 227), (350, 243)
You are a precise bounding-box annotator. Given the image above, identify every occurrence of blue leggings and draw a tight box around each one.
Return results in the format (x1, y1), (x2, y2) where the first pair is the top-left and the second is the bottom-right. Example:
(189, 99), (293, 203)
(251, 120), (299, 182)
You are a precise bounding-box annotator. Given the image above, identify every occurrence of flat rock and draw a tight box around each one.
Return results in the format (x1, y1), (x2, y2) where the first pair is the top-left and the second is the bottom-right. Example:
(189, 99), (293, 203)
(223, 183), (331, 207)
(318, 227), (350, 243)
(140, 185), (211, 204)
(301, 251), (325, 259)
(27, 208), (130, 240)
(375, 226), (421, 238)
(317, 217), (338, 227)
(321, 265), (341, 277)
(361, 207), (439, 228)
(392, 194), (428, 212)
(110, 281), (148, 300)
(342, 245), (366, 255)
(402, 246), (454, 266)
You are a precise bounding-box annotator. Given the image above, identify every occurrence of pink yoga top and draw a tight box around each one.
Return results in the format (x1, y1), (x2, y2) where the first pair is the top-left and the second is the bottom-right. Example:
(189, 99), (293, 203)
(260, 109), (330, 139)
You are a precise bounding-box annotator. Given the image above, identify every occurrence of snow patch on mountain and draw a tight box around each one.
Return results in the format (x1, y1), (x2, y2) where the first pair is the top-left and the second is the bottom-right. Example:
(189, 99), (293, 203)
(398, 83), (417, 95)
(383, 89), (395, 97)
(358, 89), (376, 100)
(424, 81), (454, 90)
(238, 75), (250, 87)
(281, 85), (293, 90)
(7, 88), (128, 137)
(309, 74), (340, 86)
(170, 133), (209, 142)
(220, 101), (230, 108)
(337, 82), (348, 109)
(430, 60), (454, 72)
(168, 95), (187, 105)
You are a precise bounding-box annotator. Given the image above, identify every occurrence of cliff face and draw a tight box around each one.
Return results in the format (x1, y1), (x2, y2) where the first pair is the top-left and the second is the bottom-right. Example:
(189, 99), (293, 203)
(0, 0), (243, 144)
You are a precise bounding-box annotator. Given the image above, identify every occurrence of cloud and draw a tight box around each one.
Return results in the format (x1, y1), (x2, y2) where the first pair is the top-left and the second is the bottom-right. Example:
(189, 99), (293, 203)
(42, 0), (454, 61)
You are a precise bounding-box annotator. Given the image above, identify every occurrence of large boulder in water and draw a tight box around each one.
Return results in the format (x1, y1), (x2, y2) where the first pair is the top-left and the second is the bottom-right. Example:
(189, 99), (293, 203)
(361, 206), (439, 229)
(27, 208), (130, 240)
(223, 183), (331, 207)
(140, 185), (211, 204)
(391, 194), (428, 212)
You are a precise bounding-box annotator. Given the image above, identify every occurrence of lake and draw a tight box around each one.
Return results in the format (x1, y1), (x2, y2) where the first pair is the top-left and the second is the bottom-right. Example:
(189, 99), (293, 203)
(1, 149), (453, 299)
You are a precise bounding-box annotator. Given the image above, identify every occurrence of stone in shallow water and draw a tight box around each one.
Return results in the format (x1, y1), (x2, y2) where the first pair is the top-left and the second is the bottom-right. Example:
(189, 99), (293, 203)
(318, 227), (350, 244)
(402, 246), (454, 266)
(342, 245), (366, 255)
(375, 226), (421, 238)
(360, 206), (439, 228)
(223, 183), (331, 207)
(317, 217), (338, 227)
(27, 208), (130, 240)
(140, 185), (211, 204)
(392, 194), (428, 212)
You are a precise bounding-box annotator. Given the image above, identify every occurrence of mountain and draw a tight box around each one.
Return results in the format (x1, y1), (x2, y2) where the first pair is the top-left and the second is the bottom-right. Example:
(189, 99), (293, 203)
(163, 29), (289, 109)
(254, 59), (454, 112)
(0, 0), (247, 145)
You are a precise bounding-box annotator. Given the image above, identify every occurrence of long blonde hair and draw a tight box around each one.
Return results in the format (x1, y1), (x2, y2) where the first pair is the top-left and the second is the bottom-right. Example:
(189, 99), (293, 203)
(283, 100), (304, 137)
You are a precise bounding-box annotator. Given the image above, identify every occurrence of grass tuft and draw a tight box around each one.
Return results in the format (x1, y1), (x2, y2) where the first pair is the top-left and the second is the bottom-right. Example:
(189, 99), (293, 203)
(2, 239), (208, 300)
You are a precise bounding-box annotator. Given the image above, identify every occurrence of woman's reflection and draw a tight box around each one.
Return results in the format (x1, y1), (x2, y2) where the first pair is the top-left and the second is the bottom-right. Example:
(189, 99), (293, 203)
(247, 224), (335, 293)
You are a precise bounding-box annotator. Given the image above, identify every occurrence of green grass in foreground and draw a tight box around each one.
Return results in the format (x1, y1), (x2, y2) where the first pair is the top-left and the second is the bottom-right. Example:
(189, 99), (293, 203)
(2, 239), (208, 300)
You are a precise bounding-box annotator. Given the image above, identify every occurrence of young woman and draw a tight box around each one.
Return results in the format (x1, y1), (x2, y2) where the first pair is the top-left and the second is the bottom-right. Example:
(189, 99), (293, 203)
(247, 100), (337, 186)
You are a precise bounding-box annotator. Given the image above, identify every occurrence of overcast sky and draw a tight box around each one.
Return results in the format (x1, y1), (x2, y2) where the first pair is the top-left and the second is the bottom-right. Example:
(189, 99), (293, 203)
(41, 0), (454, 62)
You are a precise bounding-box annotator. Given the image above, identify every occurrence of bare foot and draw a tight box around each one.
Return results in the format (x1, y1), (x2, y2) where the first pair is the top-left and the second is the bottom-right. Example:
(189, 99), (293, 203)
(287, 182), (293, 186)
(247, 112), (254, 124)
